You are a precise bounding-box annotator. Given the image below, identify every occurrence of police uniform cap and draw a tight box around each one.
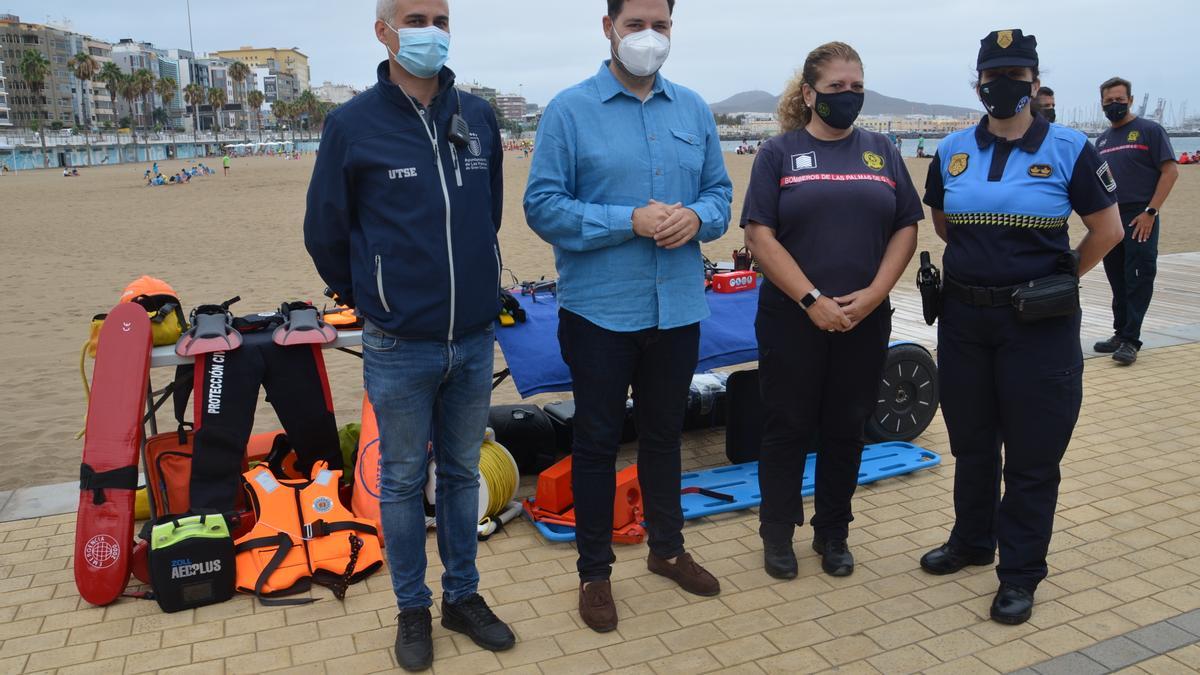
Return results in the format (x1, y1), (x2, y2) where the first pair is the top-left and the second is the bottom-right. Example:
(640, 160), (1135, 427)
(977, 29), (1038, 71)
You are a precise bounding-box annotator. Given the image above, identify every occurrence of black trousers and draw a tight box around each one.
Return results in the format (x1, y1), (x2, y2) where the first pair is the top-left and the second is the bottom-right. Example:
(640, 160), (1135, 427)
(191, 332), (342, 512)
(756, 300), (891, 543)
(938, 296), (1083, 591)
(1102, 202), (1159, 349)
(558, 309), (698, 582)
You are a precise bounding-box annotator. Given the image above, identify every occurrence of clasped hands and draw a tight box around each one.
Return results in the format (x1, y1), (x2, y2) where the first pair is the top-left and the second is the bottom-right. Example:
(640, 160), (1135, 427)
(807, 287), (885, 333)
(633, 200), (700, 249)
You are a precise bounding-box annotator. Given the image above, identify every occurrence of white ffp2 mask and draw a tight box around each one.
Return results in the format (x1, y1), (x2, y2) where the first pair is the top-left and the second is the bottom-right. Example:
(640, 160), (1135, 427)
(612, 27), (670, 77)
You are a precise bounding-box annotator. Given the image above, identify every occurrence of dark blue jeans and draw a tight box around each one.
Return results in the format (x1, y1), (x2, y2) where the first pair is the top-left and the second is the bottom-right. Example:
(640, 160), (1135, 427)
(362, 321), (495, 610)
(1102, 202), (1159, 349)
(558, 309), (698, 582)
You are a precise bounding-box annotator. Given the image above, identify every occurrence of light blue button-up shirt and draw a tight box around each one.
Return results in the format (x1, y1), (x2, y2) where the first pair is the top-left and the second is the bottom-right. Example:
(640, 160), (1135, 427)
(524, 62), (733, 332)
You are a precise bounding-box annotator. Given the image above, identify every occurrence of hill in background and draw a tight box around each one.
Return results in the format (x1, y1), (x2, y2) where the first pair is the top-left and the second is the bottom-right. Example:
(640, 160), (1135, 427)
(711, 89), (980, 117)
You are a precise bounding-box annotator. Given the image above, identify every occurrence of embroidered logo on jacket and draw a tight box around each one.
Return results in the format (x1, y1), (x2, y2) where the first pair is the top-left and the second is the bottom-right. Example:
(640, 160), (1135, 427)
(1028, 164), (1053, 178)
(862, 151), (885, 171)
(948, 153), (969, 177)
(1127, 130), (1140, 142)
(791, 152), (816, 171)
(388, 168), (418, 180)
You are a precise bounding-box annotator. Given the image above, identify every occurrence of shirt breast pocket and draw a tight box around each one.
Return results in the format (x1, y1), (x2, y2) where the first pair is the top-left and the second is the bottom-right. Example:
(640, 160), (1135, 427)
(670, 128), (705, 175)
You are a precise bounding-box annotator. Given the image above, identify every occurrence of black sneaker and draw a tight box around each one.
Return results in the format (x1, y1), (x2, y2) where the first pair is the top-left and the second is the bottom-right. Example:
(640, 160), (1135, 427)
(441, 593), (515, 652)
(812, 537), (854, 577)
(1093, 335), (1122, 353)
(1113, 341), (1138, 366)
(395, 607), (433, 672)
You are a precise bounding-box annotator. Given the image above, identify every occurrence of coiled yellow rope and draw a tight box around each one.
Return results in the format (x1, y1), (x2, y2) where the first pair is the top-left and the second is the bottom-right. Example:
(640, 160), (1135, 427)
(478, 439), (518, 519)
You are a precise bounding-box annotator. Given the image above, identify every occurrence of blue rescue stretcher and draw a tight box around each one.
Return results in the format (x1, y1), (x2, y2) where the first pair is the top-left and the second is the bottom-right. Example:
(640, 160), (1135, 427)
(526, 441), (941, 543)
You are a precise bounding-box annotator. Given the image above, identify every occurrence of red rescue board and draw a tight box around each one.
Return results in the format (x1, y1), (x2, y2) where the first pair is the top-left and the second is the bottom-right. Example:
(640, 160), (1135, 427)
(74, 302), (152, 605)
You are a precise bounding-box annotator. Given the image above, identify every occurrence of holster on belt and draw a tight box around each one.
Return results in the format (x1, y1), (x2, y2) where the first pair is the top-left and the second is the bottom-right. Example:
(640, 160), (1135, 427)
(915, 251), (942, 326)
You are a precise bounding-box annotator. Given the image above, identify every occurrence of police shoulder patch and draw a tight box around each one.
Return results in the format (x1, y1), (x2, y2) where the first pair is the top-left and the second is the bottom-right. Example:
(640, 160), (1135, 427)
(1097, 161), (1117, 193)
(862, 151), (885, 171)
(948, 153), (969, 177)
(1028, 164), (1053, 178)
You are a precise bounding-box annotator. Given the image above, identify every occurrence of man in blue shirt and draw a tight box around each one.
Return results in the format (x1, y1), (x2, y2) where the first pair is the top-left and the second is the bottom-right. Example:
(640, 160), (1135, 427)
(524, 0), (732, 634)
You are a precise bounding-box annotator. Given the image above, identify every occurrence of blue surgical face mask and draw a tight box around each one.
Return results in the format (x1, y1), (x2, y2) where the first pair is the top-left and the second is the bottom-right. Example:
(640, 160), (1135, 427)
(386, 24), (450, 79)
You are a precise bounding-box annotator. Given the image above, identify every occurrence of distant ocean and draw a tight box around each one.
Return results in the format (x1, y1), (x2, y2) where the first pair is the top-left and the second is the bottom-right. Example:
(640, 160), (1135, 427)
(723, 136), (1200, 158)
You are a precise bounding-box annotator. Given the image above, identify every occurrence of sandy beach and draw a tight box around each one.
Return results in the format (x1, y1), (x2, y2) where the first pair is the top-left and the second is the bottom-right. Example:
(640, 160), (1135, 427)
(1, 152), (1197, 491)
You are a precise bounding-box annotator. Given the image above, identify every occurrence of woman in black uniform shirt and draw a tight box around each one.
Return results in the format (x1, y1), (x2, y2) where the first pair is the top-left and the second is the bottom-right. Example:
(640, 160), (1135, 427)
(918, 30), (1122, 624)
(741, 42), (922, 580)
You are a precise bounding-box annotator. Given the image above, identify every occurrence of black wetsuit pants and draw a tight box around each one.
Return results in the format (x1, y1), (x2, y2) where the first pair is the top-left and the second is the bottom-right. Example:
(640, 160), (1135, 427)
(938, 296), (1083, 591)
(190, 331), (342, 512)
(756, 299), (891, 544)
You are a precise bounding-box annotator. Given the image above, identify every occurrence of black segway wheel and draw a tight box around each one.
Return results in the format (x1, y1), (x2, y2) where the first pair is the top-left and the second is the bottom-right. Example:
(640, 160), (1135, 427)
(865, 343), (939, 443)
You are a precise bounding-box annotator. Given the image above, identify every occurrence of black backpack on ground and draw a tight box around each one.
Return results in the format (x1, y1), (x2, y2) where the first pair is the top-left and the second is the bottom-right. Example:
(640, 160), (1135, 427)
(724, 370), (764, 464)
(488, 405), (558, 475)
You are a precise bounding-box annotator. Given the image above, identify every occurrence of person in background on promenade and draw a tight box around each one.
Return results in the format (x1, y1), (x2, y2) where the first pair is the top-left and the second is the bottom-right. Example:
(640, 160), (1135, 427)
(741, 42), (920, 581)
(1033, 86), (1055, 122)
(524, 0), (732, 634)
(919, 29), (1122, 625)
(1092, 76), (1179, 366)
(304, 0), (513, 670)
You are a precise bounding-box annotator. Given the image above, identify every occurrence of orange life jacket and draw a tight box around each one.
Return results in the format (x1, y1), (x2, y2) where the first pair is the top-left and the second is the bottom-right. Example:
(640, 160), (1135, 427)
(235, 461), (382, 605)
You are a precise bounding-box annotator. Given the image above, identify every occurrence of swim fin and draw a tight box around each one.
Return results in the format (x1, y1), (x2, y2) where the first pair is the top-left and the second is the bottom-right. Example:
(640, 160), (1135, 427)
(272, 302), (338, 347)
(175, 298), (242, 357)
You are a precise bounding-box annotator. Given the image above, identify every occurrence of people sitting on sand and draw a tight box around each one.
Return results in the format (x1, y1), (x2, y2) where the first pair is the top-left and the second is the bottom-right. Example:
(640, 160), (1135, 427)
(153, 173), (165, 186)
(1182, 152), (1193, 165)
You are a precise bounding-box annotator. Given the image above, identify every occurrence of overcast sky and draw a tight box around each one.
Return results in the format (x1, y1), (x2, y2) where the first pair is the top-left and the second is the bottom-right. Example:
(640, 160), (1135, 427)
(9, 0), (1197, 123)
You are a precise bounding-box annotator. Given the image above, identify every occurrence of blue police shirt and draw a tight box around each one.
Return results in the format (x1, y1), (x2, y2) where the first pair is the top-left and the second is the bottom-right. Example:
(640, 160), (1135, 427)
(524, 62), (733, 332)
(924, 115), (1117, 286)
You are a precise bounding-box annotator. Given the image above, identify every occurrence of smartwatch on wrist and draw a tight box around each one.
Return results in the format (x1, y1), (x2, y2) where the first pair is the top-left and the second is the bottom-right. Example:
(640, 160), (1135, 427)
(800, 288), (821, 310)
(1145, 207), (1159, 217)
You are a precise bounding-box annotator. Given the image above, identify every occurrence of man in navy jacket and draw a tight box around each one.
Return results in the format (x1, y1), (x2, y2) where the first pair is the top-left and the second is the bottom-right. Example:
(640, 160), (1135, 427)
(303, 1), (512, 670)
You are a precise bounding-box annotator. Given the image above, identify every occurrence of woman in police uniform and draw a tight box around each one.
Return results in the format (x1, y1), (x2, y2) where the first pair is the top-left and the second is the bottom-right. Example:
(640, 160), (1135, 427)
(919, 30), (1123, 624)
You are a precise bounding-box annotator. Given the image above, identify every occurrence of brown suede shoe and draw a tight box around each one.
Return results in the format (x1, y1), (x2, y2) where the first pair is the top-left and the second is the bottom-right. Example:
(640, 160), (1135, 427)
(647, 551), (721, 597)
(578, 581), (618, 633)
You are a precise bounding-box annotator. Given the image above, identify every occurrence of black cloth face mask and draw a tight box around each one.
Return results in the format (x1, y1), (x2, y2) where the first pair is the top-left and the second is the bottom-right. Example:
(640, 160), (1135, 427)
(1041, 107), (1056, 123)
(812, 90), (865, 130)
(979, 75), (1034, 119)
(1103, 102), (1130, 123)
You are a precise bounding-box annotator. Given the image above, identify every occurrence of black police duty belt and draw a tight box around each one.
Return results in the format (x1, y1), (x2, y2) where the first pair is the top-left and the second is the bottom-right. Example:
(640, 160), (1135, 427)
(943, 276), (1021, 308)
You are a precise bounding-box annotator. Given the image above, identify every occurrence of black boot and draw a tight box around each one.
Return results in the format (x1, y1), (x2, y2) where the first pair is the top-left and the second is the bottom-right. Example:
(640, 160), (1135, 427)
(395, 607), (433, 672)
(812, 537), (854, 577)
(441, 593), (516, 651)
(762, 539), (798, 580)
(990, 583), (1034, 625)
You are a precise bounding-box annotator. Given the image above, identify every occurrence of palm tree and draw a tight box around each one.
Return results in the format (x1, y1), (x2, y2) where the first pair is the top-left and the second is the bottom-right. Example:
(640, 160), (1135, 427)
(118, 74), (141, 162)
(133, 69), (155, 132)
(208, 87), (227, 137)
(247, 89), (265, 143)
(296, 90), (319, 141)
(69, 52), (99, 164)
(227, 61), (250, 137)
(184, 82), (205, 144)
(155, 77), (177, 154)
(96, 61), (123, 140)
(18, 50), (51, 166)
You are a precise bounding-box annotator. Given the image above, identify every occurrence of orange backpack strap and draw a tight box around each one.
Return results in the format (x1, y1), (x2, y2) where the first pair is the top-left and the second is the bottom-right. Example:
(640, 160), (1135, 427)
(233, 532), (316, 606)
